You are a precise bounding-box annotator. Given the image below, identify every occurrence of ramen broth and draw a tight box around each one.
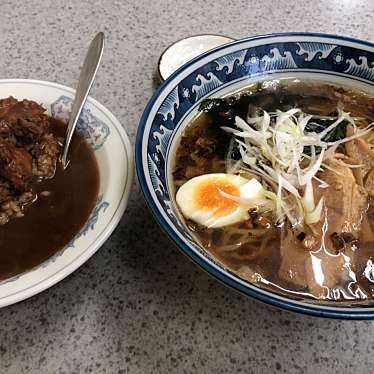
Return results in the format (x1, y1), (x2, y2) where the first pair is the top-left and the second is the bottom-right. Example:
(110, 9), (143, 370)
(173, 79), (374, 303)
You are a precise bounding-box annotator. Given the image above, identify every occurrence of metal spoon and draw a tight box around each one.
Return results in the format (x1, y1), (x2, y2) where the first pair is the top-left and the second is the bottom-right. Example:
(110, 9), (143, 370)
(61, 32), (105, 169)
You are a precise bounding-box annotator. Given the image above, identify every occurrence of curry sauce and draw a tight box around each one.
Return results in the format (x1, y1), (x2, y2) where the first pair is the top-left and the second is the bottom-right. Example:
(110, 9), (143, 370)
(0, 110), (99, 281)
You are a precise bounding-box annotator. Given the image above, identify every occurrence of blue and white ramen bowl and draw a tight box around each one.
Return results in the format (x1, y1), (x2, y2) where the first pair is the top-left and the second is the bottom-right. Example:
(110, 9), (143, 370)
(136, 33), (374, 319)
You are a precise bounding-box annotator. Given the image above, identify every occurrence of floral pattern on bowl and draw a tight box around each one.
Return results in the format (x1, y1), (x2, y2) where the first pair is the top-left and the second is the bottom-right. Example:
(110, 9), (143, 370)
(51, 95), (110, 150)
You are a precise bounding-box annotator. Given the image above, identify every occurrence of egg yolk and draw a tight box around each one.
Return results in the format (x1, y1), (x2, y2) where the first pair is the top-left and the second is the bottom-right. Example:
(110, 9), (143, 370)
(195, 178), (239, 217)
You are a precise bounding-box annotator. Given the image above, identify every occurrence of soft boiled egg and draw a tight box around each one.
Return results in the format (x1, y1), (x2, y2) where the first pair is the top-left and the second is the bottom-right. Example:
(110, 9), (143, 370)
(176, 173), (265, 228)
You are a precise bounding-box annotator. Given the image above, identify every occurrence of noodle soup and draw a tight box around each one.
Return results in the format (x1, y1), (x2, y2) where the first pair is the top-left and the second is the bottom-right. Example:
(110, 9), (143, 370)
(172, 79), (374, 302)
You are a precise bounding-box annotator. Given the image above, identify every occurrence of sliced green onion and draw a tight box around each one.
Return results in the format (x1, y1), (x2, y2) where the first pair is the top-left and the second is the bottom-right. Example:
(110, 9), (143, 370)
(221, 105), (373, 227)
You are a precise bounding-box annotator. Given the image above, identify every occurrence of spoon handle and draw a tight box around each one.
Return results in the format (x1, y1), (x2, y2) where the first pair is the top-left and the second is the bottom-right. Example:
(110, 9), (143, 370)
(61, 32), (105, 168)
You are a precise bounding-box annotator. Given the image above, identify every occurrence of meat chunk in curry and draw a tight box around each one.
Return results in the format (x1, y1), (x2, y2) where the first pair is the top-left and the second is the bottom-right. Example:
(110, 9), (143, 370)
(0, 97), (62, 225)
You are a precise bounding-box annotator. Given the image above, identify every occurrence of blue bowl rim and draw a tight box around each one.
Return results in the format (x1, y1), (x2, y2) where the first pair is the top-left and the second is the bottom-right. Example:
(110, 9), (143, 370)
(136, 32), (374, 319)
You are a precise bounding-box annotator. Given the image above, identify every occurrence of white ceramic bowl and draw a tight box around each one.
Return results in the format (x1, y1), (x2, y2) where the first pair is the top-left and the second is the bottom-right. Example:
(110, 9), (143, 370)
(0, 79), (133, 308)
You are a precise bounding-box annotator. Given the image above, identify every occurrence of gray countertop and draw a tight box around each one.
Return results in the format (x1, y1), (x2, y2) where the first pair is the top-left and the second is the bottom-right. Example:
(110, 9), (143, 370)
(1, 1), (374, 373)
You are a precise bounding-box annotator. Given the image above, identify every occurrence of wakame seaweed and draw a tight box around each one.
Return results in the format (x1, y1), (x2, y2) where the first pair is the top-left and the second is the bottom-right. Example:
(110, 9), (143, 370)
(198, 84), (274, 127)
(200, 89), (348, 145)
(305, 117), (348, 142)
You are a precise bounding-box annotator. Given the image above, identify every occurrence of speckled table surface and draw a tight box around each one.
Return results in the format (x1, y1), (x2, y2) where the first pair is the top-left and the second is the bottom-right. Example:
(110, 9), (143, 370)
(1, 1), (374, 373)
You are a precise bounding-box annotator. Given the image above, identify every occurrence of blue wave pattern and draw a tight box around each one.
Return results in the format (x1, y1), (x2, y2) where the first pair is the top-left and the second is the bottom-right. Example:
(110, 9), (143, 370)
(215, 49), (247, 74)
(345, 56), (374, 80)
(192, 72), (223, 101)
(296, 42), (338, 61)
(147, 153), (164, 195)
(146, 40), (374, 259)
(153, 125), (173, 161)
(158, 86), (180, 121)
(51, 95), (110, 150)
(261, 48), (298, 70)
